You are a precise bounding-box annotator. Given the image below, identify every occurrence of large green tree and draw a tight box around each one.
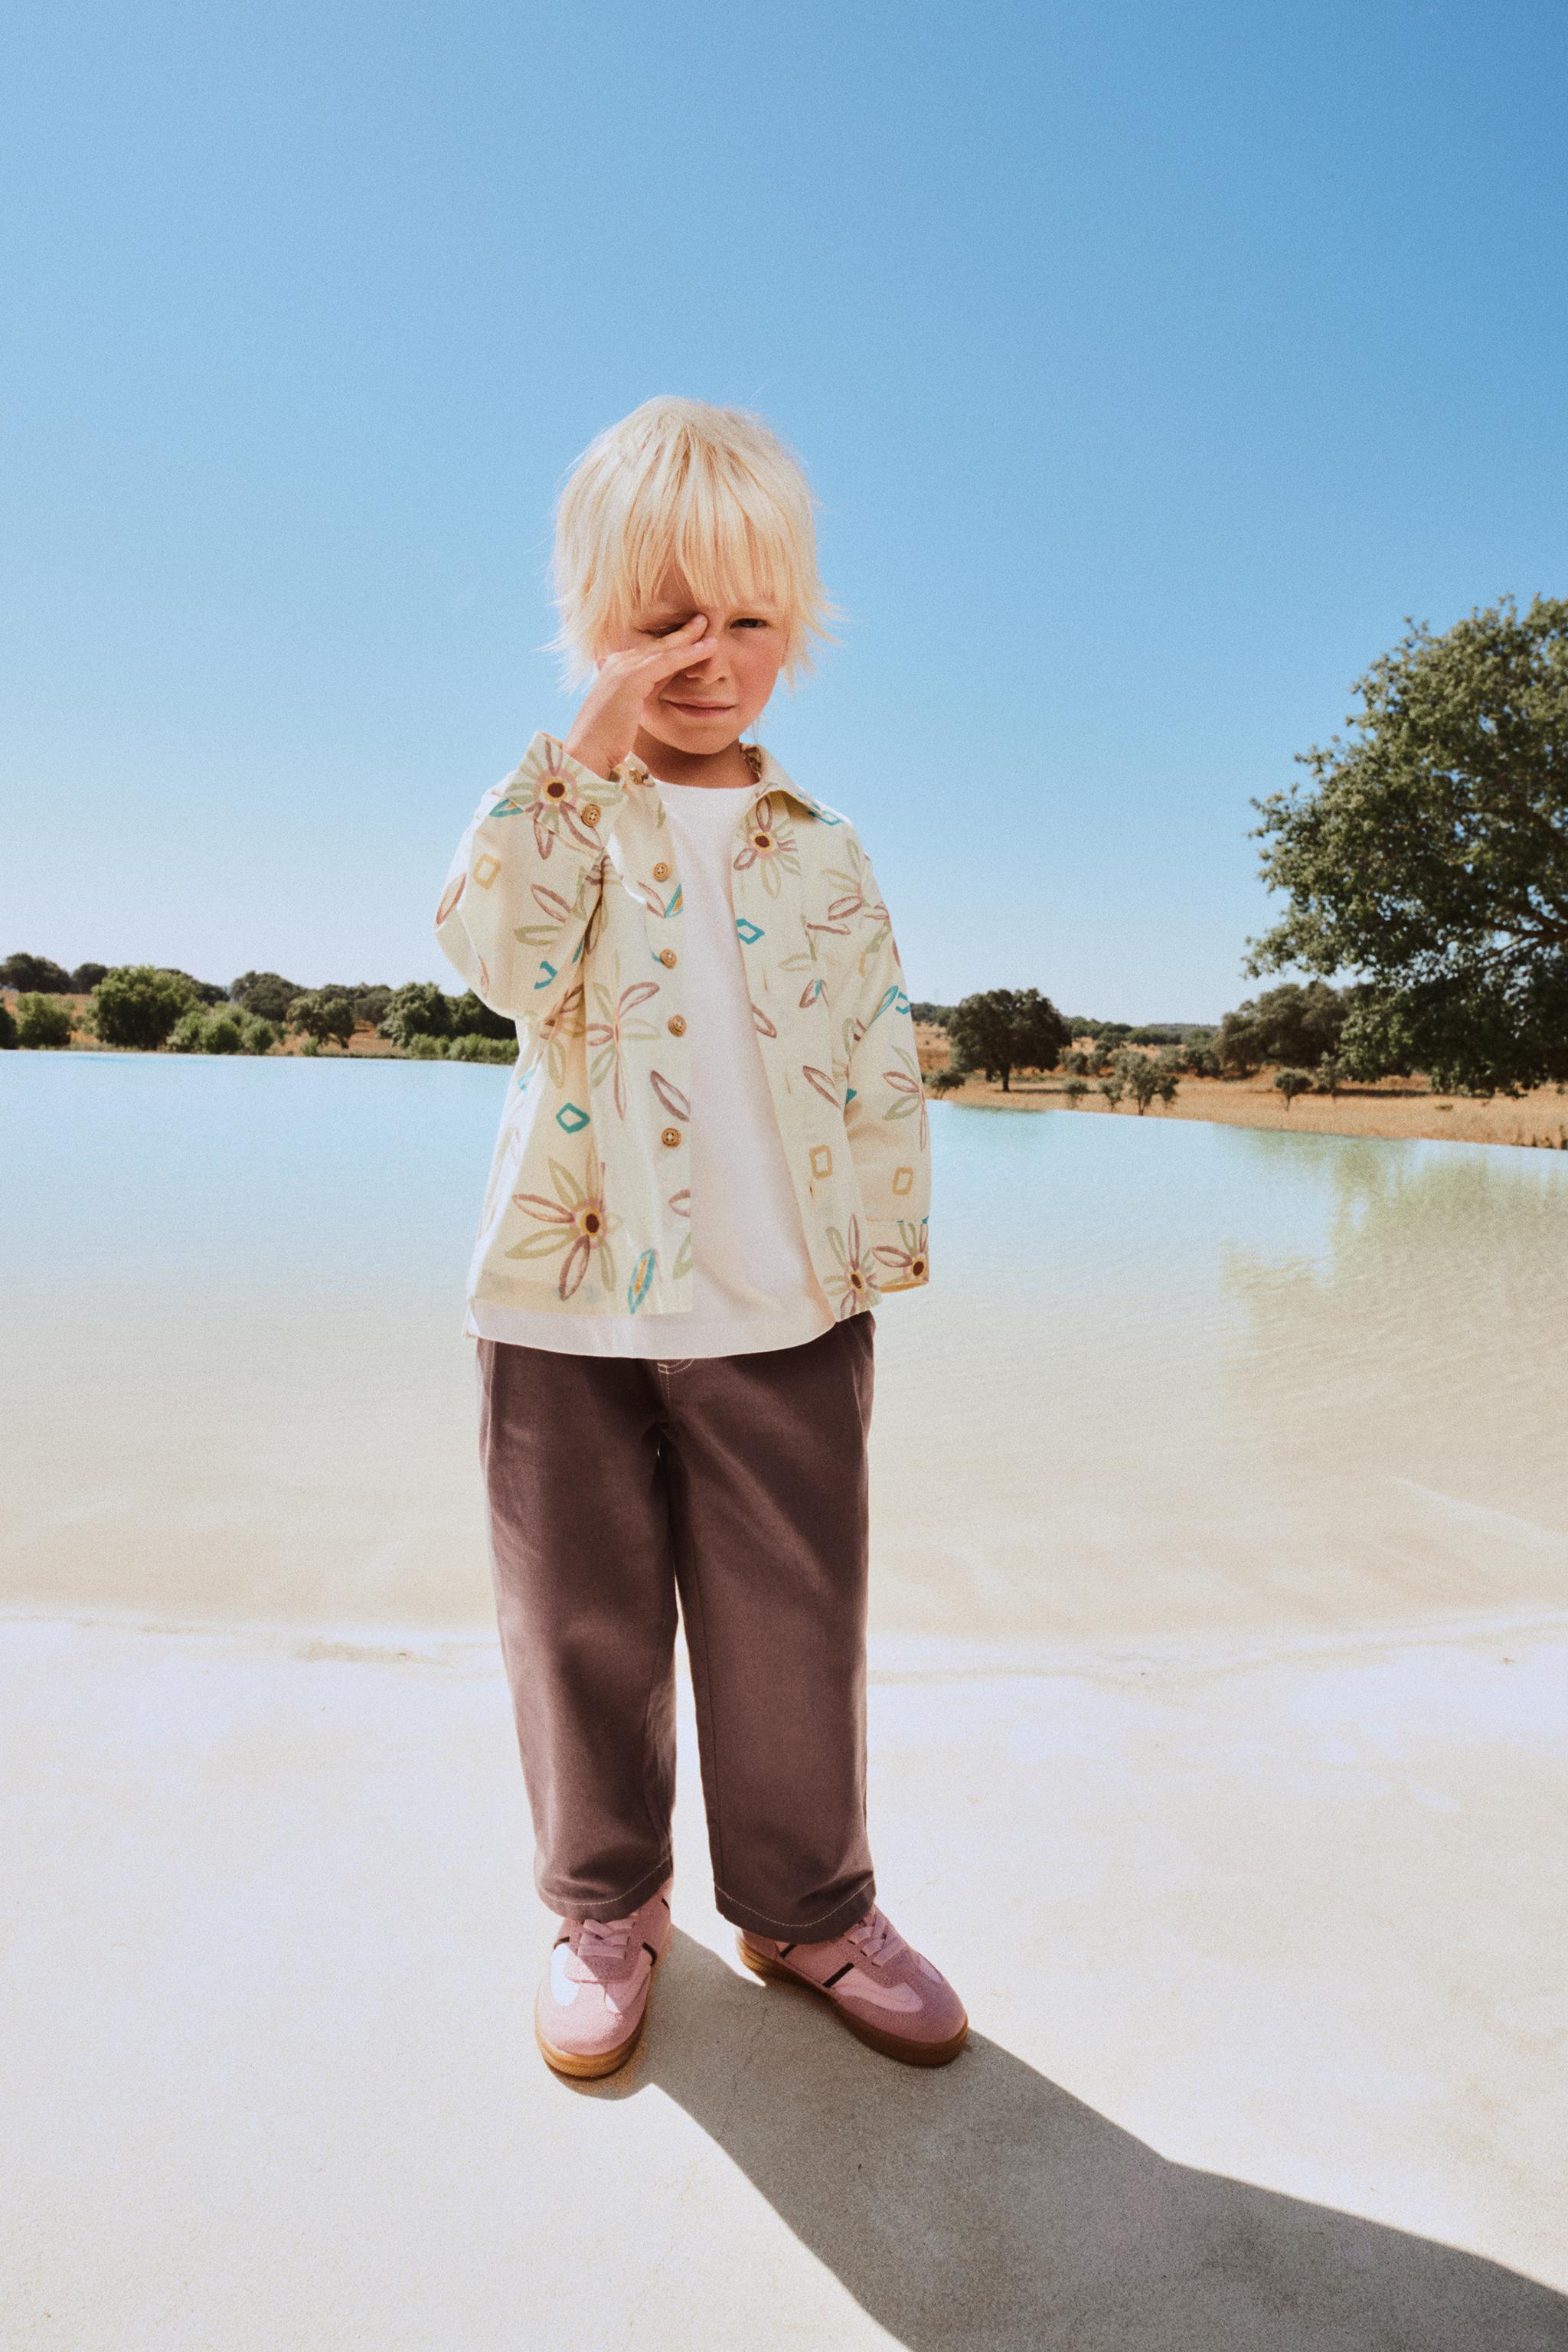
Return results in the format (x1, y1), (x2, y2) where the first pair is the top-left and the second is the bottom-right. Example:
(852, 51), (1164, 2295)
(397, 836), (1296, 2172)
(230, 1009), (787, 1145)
(948, 988), (1069, 1092)
(379, 981), (455, 1048)
(1248, 596), (1568, 1094)
(91, 965), (193, 1050)
(230, 969), (305, 1023)
(1216, 982), (1346, 1076)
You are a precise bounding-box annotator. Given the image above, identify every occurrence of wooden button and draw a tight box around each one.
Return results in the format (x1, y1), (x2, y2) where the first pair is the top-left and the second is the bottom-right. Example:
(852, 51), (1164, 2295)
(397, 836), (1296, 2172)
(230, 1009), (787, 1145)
(581, 802), (601, 827)
(661, 1126), (681, 1148)
(666, 1014), (686, 1036)
(658, 949), (678, 968)
(652, 861), (671, 882)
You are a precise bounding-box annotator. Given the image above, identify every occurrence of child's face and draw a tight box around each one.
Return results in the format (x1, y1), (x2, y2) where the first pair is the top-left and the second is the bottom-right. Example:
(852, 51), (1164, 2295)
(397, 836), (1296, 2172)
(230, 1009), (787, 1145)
(613, 569), (786, 755)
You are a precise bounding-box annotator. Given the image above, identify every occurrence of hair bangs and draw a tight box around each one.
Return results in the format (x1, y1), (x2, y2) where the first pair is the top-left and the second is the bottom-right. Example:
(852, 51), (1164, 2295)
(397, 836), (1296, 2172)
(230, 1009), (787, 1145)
(548, 397), (835, 688)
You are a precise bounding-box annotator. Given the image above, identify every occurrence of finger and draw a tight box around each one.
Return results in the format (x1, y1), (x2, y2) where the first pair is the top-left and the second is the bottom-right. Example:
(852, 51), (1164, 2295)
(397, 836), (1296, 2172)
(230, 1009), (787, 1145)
(648, 620), (717, 674)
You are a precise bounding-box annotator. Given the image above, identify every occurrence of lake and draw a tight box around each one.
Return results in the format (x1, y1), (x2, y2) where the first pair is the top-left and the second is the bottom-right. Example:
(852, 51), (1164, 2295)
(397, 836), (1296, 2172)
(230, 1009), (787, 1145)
(5, 1052), (1566, 1651)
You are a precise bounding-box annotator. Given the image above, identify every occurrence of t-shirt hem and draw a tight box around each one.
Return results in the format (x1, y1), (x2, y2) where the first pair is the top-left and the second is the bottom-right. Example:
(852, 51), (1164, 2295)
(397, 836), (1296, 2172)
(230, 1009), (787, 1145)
(465, 1297), (838, 1360)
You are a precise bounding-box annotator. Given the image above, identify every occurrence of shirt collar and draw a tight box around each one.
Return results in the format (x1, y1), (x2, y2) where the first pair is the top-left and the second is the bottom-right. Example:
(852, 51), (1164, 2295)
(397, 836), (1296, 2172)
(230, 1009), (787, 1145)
(619, 741), (836, 824)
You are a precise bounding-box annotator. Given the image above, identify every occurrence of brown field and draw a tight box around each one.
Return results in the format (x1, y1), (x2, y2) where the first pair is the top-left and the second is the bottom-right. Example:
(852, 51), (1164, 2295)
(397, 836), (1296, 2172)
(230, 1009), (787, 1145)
(913, 1025), (1568, 1152)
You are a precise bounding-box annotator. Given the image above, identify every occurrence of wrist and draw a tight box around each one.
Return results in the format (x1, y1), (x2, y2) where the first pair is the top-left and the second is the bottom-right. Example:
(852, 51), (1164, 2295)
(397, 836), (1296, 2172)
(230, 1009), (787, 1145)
(561, 728), (623, 784)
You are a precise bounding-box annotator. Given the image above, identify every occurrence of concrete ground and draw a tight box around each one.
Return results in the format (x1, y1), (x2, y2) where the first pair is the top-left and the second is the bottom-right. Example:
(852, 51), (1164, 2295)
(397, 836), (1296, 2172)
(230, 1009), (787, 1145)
(5, 1606), (1566, 2350)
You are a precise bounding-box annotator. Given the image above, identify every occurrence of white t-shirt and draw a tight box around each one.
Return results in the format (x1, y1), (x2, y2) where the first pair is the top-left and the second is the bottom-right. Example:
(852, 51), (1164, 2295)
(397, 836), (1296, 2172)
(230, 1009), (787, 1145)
(467, 779), (836, 1360)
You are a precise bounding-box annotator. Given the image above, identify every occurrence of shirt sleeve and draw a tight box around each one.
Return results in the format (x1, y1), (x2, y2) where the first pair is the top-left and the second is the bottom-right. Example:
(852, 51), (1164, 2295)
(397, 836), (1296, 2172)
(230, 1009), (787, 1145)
(839, 843), (933, 1295)
(434, 732), (627, 1036)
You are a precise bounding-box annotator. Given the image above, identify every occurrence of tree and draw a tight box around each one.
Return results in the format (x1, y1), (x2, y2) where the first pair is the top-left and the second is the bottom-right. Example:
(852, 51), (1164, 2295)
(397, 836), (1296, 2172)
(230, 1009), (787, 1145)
(1063, 1076), (1089, 1107)
(91, 965), (192, 1050)
(1274, 1068), (1312, 1111)
(1216, 1006), (1264, 1076)
(230, 970), (305, 1023)
(15, 993), (74, 1047)
(926, 1067), (965, 1095)
(1223, 982), (1346, 1069)
(1315, 1053), (1344, 1096)
(70, 962), (109, 991)
(948, 988), (1069, 1091)
(347, 985), (394, 1030)
(1118, 1053), (1161, 1114)
(452, 988), (514, 1042)
(1249, 596), (1568, 1096)
(1, 952), (71, 993)
(379, 982), (455, 1049)
(159, 968), (227, 1005)
(1097, 1070), (1125, 1109)
(0, 1001), (15, 1049)
(170, 1006), (251, 1054)
(288, 991), (356, 1050)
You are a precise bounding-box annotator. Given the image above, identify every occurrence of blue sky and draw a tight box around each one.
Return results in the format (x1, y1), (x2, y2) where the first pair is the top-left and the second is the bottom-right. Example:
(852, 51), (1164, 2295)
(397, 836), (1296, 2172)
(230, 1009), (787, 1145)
(4, 0), (1564, 1019)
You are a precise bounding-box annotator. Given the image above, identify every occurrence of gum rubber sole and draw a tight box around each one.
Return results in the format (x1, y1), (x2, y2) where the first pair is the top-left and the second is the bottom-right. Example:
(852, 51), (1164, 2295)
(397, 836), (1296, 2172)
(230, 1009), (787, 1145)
(536, 1949), (663, 2080)
(736, 1935), (969, 2066)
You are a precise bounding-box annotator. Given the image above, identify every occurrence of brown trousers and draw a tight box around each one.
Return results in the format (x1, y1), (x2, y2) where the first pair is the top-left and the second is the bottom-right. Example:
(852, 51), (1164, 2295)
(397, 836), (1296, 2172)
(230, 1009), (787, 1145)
(476, 1315), (877, 1939)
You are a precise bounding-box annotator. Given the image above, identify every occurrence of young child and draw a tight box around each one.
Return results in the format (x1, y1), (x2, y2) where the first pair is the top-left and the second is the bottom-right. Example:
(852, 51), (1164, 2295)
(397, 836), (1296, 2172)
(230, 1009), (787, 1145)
(435, 396), (965, 2079)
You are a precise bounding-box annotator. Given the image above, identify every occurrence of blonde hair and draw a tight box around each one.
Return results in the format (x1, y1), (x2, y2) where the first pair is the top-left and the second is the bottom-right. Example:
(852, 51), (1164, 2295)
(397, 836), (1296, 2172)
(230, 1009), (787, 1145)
(548, 396), (835, 686)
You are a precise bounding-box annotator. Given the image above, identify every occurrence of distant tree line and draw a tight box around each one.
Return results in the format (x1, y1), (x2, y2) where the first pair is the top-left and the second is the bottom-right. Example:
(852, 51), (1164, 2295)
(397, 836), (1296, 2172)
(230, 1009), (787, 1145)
(0, 955), (518, 1063)
(917, 975), (1390, 1118)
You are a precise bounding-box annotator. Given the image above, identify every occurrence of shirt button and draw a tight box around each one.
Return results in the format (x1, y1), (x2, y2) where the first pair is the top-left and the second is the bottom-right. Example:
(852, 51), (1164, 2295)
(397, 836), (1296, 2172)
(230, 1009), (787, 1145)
(661, 1126), (681, 1148)
(658, 949), (678, 968)
(652, 861), (671, 882)
(666, 1014), (686, 1036)
(580, 802), (601, 827)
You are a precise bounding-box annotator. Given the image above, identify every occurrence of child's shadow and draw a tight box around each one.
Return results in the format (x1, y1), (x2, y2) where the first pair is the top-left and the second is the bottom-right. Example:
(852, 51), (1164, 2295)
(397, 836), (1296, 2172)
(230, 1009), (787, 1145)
(603, 1930), (1565, 2350)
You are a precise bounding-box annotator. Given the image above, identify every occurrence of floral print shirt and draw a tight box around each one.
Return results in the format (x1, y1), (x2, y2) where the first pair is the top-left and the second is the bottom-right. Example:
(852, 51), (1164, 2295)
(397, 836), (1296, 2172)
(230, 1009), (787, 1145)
(434, 730), (931, 1325)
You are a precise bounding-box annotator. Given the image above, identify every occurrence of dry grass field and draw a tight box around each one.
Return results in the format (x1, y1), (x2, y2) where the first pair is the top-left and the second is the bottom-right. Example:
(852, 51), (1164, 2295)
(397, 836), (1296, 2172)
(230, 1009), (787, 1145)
(913, 1024), (1568, 1152)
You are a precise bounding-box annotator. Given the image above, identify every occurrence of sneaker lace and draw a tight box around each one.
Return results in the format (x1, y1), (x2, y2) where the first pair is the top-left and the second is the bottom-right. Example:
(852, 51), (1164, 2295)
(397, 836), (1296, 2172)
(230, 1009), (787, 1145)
(575, 1916), (635, 1977)
(845, 1906), (904, 1970)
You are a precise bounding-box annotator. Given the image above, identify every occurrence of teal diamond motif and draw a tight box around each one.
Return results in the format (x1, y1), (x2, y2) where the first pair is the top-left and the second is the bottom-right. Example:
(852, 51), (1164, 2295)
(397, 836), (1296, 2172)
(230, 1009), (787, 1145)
(555, 1102), (590, 1134)
(734, 916), (765, 946)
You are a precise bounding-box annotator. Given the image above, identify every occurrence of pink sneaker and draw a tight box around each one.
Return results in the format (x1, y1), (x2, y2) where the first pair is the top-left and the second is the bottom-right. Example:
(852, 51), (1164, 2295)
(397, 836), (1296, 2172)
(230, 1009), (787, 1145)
(738, 1904), (969, 2066)
(534, 1880), (673, 2079)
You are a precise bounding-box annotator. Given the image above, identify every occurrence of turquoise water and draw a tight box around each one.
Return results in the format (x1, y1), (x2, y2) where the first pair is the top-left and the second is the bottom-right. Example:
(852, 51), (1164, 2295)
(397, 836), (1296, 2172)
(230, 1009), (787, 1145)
(5, 1053), (1567, 1643)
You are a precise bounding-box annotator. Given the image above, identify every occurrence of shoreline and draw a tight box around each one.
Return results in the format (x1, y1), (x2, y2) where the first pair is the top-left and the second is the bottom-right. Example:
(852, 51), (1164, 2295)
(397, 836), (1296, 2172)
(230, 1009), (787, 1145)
(9, 1000), (1567, 1150)
(914, 1028), (1568, 1151)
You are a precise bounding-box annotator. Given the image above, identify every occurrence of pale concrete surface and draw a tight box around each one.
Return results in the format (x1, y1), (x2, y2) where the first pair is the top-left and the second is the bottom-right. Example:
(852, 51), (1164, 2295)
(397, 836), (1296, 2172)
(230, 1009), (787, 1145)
(5, 1607), (1566, 2350)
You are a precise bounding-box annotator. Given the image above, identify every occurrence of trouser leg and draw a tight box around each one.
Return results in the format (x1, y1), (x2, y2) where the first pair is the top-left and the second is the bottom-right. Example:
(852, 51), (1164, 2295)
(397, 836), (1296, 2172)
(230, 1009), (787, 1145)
(659, 1315), (877, 1942)
(476, 1338), (676, 1922)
